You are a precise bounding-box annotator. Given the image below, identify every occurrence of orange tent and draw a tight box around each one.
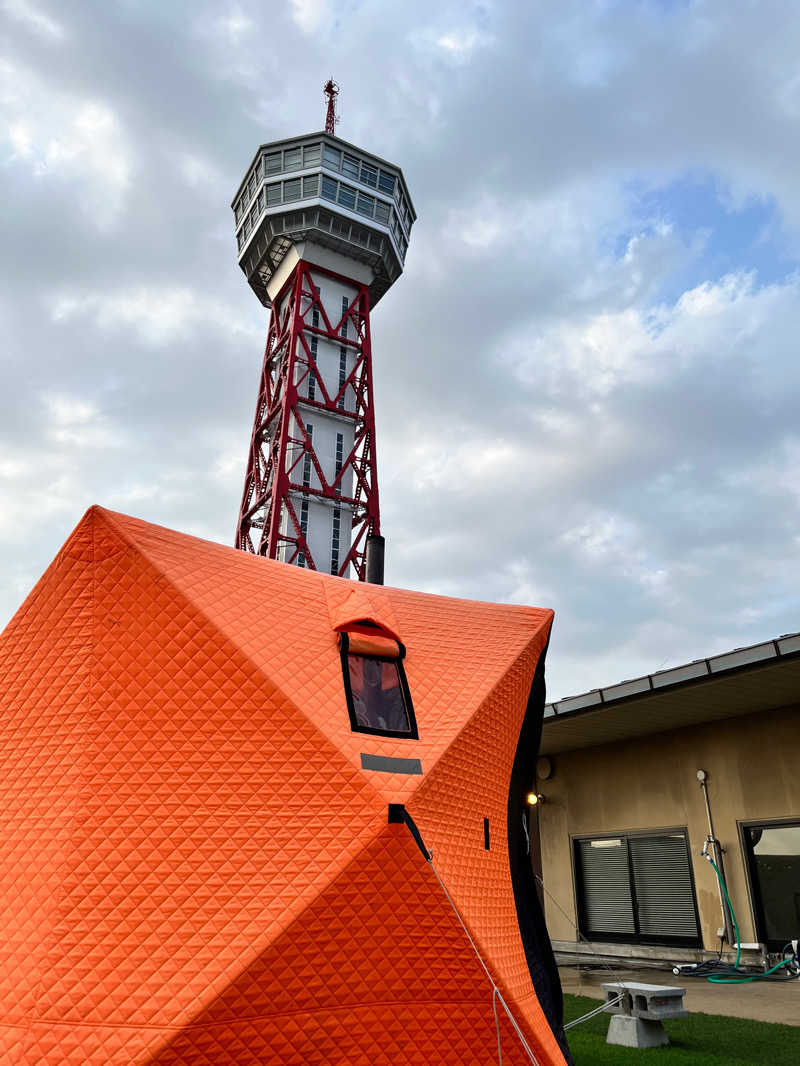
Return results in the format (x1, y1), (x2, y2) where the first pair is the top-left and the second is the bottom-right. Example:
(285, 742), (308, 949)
(0, 507), (570, 1066)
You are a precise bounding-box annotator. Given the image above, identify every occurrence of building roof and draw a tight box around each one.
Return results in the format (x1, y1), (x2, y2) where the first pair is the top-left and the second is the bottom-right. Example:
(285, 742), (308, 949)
(541, 632), (800, 754)
(0, 506), (566, 1066)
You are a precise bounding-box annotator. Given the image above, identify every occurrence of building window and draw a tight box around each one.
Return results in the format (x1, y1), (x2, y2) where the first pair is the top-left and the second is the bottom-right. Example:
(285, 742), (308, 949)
(334, 432), (344, 490)
(330, 507), (341, 574)
(341, 295), (350, 339)
(284, 147), (302, 171)
(321, 175), (338, 201)
(302, 174), (319, 198)
(301, 424), (313, 486)
(307, 337), (317, 400)
(574, 830), (700, 947)
(360, 162), (378, 188)
(331, 433), (342, 576)
(342, 153), (360, 179)
(311, 285), (320, 329)
(298, 499), (309, 567)
(378, 170), (395, 195)
(338, 346), (347, 410)
(298, 424), (313, 568)
(265, 152), (281, 175)
(356, 192), (375, 218)
(303, 144), (321, 167)
(323, 145), (341, 169)
(375, 201), (390, 225)
(283, 178), (301, 202)
(339, 632), (417, 738)
(743, 820), (800, 951)
(337, 183), (356, 210)
(267, 183), (281, 206)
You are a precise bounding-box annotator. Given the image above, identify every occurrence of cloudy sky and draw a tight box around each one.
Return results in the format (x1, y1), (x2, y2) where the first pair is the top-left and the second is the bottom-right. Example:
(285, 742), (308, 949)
(2, 0), (800, 701)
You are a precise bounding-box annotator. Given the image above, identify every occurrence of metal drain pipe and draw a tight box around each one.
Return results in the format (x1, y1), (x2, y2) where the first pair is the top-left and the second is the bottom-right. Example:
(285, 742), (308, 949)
(697, 769), (735, 946)
(365, 534), (385, 585)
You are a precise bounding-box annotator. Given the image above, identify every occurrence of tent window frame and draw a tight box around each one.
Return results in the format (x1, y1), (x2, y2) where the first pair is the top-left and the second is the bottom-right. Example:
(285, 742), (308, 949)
(339, 631), (418, 740)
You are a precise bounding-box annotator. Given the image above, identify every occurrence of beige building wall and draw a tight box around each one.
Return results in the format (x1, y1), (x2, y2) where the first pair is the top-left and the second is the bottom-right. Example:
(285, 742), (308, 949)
(538, 703), (799, 954)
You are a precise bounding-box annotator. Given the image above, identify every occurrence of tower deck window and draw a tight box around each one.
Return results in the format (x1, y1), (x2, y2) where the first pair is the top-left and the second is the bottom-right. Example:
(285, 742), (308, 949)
(378, 170), (395, 195)
(360, 162), (378, 188)
(356, 193), (375, 218)
(303, 144), (321, 167)
(342, 153), (360, 179)
(337, 184), (356, 210)
(323, 145), (341, 169)
(339, 631), (417, 739)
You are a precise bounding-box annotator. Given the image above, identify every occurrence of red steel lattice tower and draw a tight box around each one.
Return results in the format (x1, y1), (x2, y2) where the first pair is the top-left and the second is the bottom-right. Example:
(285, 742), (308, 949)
(323, 79), (338, 135)
(232, 90), (415, 579)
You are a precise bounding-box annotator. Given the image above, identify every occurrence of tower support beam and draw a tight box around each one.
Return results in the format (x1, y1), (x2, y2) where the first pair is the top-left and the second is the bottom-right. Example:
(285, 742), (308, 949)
(236, 259), (381, 580)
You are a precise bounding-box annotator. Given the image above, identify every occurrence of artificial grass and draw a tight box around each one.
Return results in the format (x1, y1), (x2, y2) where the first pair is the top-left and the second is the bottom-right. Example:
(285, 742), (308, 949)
(562, 993), (800, 1065)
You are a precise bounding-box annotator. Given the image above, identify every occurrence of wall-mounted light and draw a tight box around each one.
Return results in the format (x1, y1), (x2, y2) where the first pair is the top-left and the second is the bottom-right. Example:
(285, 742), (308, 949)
(526, 792), (545, 806)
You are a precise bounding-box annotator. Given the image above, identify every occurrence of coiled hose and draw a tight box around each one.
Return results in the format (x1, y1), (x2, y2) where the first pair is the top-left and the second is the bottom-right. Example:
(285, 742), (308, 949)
(676, 854), (799, 984)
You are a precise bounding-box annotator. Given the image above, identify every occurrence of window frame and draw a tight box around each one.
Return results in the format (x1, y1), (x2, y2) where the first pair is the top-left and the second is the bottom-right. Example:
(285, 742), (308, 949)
(337, 183), (356, 210)
(572, 827), (702, 948)
(323, 144), (342, 169)
(740, 817), (800, 951)
(339, 631), (418, 740)
(378, 170), (396, 195)
(342, 153), (360, 179)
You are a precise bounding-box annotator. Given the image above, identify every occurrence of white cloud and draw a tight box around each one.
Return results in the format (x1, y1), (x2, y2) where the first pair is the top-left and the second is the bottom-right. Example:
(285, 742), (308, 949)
(213, 9), (254, 42)
(2, 0), (64, 42)
(0, 61), (132, 226)
(289, 0), (331, 34)
(42, 394), (116, 448)
(50, 287), (261, 347)
(436, 28), (493, 60)
(177, 151), (225, 189)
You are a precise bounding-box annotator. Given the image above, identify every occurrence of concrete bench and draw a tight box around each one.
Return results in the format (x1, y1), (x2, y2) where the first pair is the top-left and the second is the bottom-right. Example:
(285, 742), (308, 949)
(602, 981), (688, 1048)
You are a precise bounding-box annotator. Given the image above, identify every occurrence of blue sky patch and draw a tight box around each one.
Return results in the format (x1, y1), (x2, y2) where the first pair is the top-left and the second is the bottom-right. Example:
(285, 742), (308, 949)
(618, 174), (795, 303)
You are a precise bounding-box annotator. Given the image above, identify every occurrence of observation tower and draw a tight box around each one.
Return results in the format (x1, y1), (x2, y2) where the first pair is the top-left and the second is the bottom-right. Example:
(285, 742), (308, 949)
(233, 82), (415, 580)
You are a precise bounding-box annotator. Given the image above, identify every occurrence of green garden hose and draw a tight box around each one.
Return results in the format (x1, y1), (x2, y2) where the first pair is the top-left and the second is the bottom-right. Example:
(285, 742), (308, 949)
(704, 854), (795, 983)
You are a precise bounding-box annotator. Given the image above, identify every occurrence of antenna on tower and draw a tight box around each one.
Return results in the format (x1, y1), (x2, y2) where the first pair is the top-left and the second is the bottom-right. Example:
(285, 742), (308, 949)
(323, 79), (339, 136)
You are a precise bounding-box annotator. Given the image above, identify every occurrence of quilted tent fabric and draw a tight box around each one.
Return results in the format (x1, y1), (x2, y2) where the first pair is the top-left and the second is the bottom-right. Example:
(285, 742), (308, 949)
(0, 506), (568, 1066)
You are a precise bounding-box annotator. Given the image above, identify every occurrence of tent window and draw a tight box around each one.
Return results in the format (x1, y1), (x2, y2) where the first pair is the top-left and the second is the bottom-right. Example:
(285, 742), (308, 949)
(339, 632), (417, 739)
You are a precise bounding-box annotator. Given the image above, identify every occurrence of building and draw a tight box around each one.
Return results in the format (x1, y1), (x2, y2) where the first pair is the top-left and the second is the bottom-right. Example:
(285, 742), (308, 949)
(232, 96), (415, 580)
(533, 633), (800, 967)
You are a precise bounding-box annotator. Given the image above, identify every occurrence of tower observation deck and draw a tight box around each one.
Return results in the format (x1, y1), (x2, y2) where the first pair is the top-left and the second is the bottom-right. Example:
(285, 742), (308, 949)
(232, 120), (415, 580)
